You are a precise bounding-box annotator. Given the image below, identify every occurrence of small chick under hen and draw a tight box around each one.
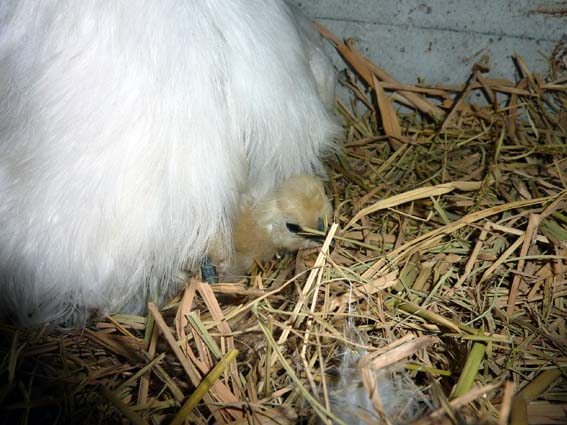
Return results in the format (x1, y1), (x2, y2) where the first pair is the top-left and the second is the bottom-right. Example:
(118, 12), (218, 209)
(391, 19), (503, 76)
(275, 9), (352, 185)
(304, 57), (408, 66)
(209, 175), (331, 280)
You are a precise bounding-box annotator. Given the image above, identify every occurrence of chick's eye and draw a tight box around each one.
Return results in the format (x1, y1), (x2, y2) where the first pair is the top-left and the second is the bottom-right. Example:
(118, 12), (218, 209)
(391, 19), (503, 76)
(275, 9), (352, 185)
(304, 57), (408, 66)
(285, 222), (302, 234)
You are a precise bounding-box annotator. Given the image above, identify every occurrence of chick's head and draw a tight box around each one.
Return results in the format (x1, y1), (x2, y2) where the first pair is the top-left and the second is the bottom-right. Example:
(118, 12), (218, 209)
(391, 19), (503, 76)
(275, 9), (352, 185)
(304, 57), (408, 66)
(259, 175), (332, 251)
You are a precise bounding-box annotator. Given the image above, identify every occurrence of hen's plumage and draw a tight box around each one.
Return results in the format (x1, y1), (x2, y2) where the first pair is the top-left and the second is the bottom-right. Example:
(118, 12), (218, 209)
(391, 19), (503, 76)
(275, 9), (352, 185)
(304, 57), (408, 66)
(0, 1), (338, 326)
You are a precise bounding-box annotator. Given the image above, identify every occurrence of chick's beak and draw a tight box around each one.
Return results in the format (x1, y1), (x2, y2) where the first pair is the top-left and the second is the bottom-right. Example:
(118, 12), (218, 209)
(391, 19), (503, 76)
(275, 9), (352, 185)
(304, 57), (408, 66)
(301, 217), (334, 247)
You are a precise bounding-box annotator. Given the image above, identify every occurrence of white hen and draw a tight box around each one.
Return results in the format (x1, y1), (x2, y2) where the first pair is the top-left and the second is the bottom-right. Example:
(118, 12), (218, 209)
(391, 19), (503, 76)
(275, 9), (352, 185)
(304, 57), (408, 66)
(0, 1), (339, 326)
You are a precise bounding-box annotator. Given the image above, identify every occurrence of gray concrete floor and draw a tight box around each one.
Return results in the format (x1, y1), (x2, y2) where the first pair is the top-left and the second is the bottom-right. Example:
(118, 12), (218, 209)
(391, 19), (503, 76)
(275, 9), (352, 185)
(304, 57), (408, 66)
(293, 0), (567, 85)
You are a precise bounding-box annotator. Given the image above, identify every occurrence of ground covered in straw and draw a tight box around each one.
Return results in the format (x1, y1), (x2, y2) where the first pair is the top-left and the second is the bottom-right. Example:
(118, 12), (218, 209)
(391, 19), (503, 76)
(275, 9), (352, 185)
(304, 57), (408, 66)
(1, 27), (566, 425)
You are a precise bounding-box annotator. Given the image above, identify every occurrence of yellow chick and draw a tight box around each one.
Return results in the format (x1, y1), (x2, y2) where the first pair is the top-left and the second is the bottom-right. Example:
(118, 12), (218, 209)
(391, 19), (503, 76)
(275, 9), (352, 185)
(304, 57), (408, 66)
(209, 175), (331, 279)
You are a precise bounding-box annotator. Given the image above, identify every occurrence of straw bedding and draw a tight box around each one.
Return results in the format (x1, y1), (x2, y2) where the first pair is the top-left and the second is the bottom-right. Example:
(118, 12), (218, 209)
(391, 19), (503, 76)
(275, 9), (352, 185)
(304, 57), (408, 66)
(1, 25), (566, 425)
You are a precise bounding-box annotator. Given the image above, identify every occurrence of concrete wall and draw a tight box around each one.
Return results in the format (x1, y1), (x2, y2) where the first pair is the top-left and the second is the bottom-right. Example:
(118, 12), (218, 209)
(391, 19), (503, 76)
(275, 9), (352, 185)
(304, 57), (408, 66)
(292, 0), (567, 85)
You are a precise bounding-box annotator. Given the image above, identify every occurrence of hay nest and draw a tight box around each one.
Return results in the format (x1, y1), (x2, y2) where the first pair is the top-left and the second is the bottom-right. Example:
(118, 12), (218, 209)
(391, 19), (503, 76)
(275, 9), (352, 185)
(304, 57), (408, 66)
(1, 26), (566, 425)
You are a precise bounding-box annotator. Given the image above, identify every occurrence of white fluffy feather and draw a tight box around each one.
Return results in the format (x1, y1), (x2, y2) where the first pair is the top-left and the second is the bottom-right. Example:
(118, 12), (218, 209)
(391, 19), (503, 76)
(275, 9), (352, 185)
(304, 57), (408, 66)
(0, 1), (338, 326)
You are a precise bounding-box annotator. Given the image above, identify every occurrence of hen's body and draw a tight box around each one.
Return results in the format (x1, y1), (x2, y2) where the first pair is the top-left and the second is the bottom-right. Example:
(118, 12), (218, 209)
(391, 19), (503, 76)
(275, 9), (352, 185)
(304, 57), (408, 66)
(0, 1), (338, 326)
